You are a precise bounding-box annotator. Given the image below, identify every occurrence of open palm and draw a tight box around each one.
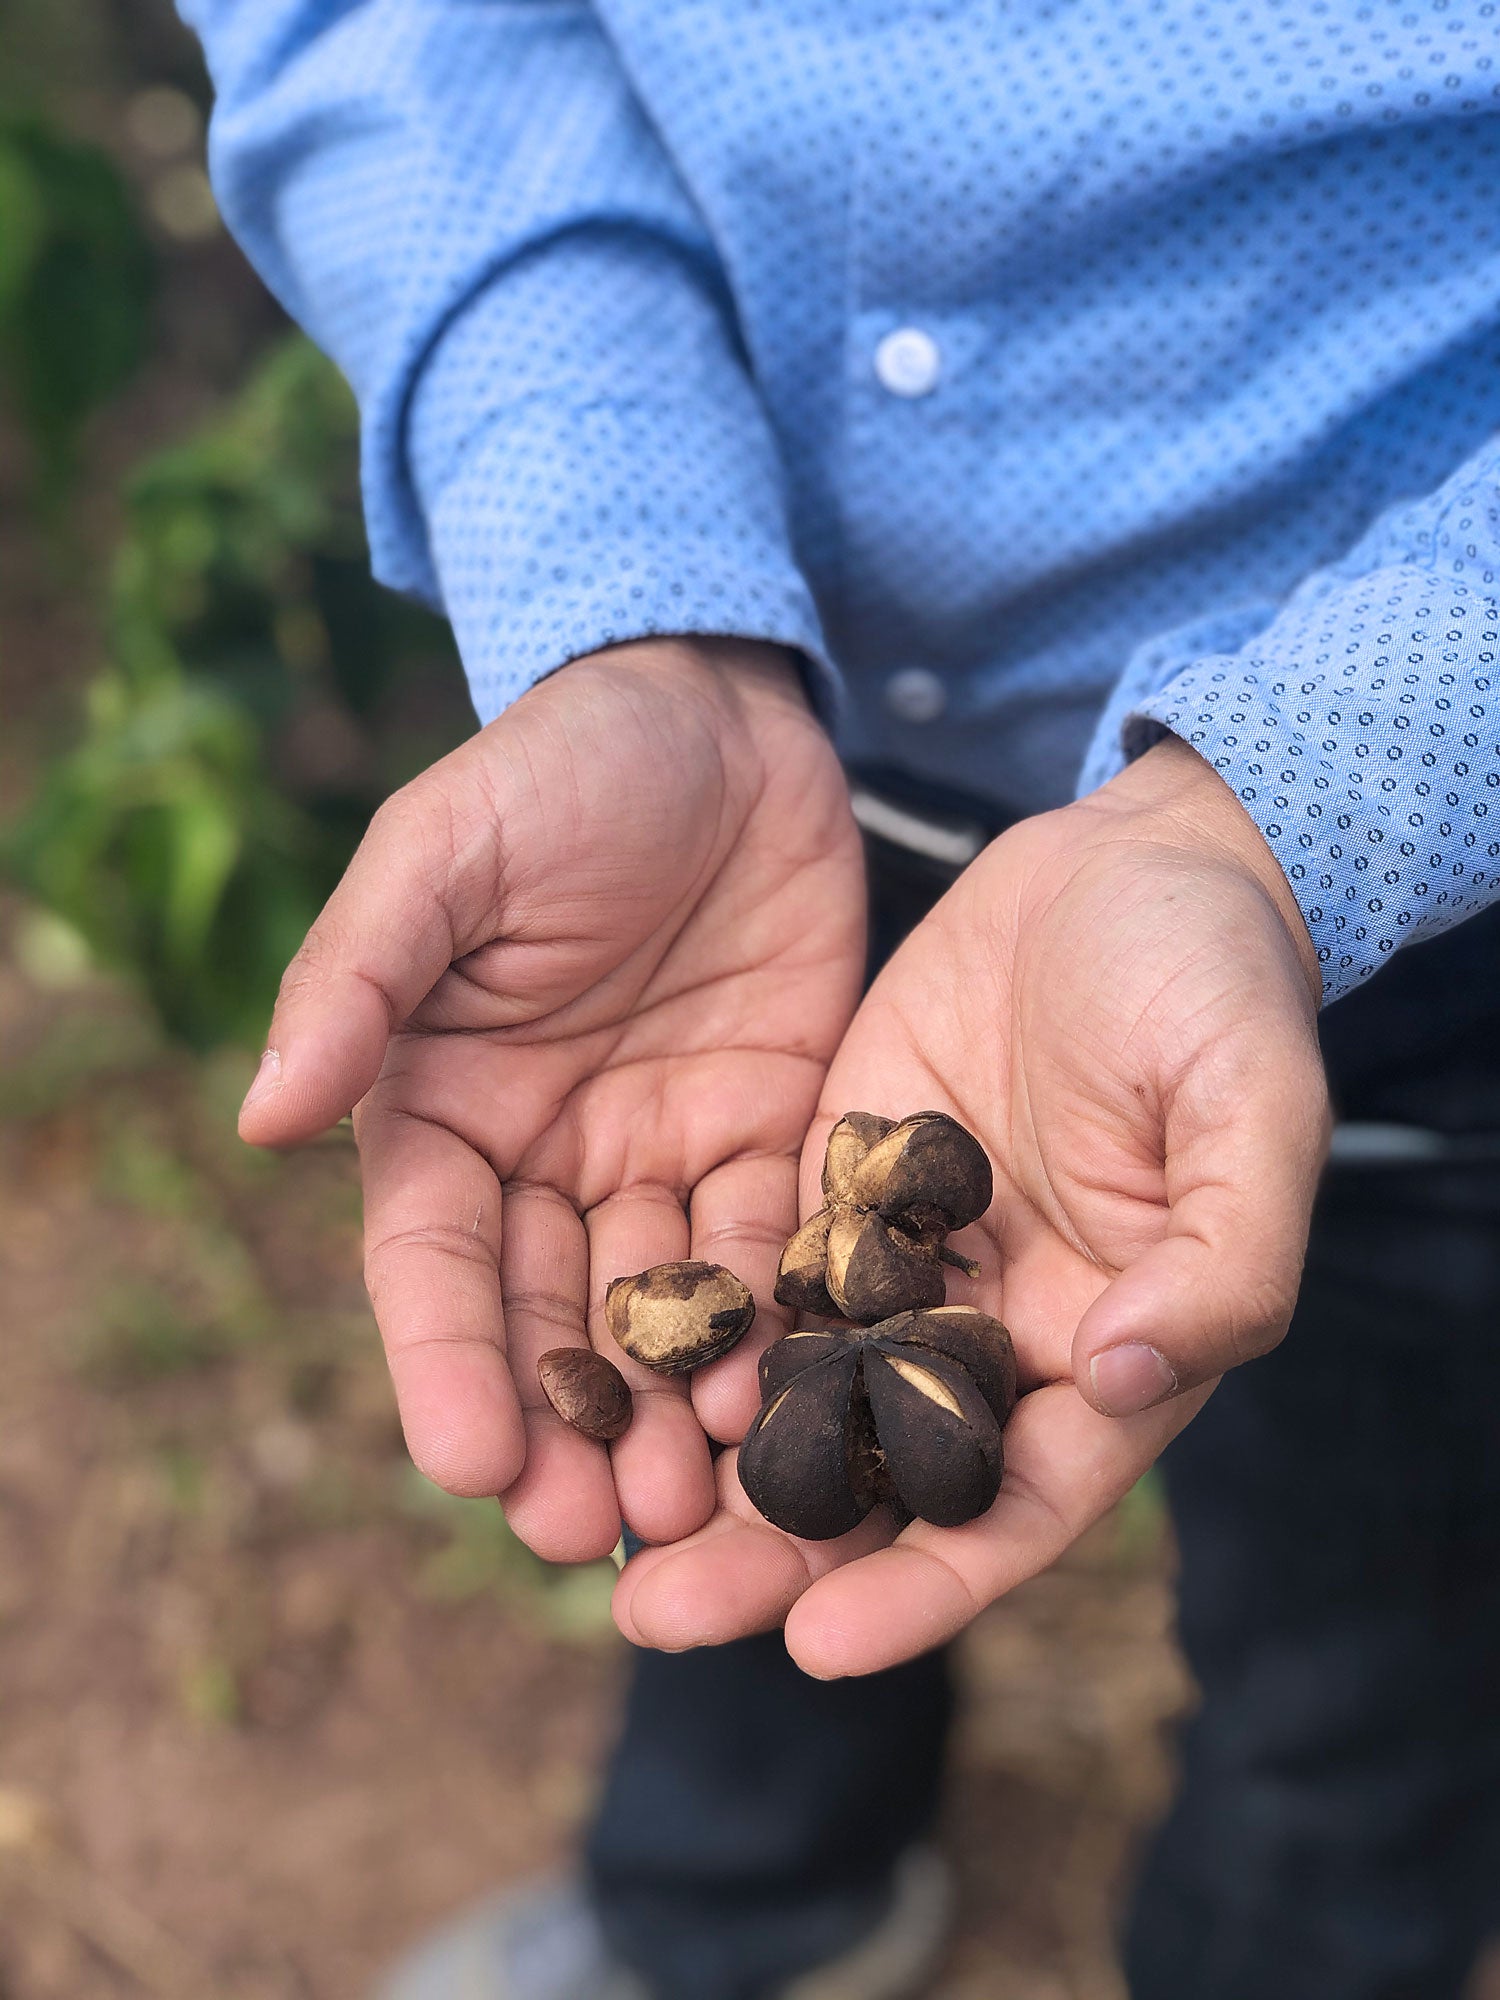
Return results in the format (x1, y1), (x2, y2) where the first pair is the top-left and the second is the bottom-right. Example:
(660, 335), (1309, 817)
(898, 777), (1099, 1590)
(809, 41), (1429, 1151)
(239, 641), (865, 1561)
(616, 738), (1329, 1673)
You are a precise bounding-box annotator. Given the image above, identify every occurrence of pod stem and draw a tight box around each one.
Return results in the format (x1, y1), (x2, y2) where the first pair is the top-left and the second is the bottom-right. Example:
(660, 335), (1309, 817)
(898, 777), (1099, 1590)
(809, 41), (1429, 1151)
(938, 1246), (980, 1278)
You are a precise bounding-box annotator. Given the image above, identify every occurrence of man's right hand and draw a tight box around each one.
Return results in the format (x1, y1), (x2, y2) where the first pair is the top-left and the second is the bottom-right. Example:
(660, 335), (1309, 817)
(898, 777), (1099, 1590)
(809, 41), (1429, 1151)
(237, 639), (866, 1563)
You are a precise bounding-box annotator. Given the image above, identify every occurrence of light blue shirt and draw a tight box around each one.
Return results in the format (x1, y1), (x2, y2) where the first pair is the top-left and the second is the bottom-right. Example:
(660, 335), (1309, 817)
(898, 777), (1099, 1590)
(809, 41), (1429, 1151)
(180, 0), (1500, 1001)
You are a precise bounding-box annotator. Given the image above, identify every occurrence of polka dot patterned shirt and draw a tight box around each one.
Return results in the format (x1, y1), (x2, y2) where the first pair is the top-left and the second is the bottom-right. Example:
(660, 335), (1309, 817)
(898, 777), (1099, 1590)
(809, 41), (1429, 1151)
(183, 0), (1500, 1001)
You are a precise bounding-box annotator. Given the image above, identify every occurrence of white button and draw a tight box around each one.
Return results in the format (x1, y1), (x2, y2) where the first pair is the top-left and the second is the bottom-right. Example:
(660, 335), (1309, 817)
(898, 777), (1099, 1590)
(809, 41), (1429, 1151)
(884, 667), (947, 723)
(874, 327), (942, 398)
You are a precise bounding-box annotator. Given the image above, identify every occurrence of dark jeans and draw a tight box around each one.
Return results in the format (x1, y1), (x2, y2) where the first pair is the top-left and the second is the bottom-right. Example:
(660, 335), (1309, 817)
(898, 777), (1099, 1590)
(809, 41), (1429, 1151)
(587, 772), (1500, 2000)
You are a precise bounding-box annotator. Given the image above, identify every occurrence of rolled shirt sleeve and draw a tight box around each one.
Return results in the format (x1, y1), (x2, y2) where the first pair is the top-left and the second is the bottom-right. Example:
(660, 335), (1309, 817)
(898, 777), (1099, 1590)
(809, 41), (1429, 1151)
(178, 0), (834, 723)
(1083, 436), (1500, 1003)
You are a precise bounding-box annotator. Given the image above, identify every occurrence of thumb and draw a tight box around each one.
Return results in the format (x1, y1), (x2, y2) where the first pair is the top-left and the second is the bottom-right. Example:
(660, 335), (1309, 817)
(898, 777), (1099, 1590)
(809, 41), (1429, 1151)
(1071, 1035), (1331, 1416)
(239, 771), (495, 1148)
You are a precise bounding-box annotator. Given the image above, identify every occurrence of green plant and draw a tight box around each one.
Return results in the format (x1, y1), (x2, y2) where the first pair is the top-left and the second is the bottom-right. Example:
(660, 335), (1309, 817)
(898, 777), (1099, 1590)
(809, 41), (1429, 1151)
(0, 113), (153, 502)
(401, 1472), (619, 1639)
(4, 335), (470, 1047)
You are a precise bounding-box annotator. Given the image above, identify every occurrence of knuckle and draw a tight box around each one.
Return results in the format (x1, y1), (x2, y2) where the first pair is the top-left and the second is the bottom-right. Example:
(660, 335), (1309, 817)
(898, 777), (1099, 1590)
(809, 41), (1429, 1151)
(364, 1223), (493, 1296)
(1220, 1271), (1297, 1367)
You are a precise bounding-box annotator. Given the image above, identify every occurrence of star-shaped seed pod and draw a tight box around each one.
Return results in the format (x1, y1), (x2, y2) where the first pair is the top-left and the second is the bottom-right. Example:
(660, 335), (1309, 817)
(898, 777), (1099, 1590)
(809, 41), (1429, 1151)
(775, 1111), (994, 1324)
(603, 1261), (756, 1374)
(737, 1305), (1017, 1538)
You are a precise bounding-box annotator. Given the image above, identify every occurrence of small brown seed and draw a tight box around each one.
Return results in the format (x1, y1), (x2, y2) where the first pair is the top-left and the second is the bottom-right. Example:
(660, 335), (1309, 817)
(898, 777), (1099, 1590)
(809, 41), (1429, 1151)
(537, 1348), (634, 1441)
(604, 1260), (756, 1374)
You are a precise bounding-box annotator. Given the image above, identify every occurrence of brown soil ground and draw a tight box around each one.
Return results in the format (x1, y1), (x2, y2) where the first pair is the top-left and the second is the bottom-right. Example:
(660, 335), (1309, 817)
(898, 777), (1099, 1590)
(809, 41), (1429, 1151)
(0, 929), (1190, 2000)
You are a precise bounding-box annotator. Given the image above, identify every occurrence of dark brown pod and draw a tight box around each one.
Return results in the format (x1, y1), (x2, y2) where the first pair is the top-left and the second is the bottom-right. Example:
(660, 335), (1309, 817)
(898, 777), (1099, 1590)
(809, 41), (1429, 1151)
(604, 1261), (755, 1374)
(825, 1210), (945, 1323)
(536, 1348), (634, 1441)
(881, 1306), (1017, 1429)
(757, 1328), (855, 1400)
(737, 1346), (869, 1540)
(862, 1344), (1003, 1528)
(821, 1111), (896, 1204)
(843, 1366), (895, 1514)
(851, 1111), (993, 1230)
(774, 1208), (839, 1317)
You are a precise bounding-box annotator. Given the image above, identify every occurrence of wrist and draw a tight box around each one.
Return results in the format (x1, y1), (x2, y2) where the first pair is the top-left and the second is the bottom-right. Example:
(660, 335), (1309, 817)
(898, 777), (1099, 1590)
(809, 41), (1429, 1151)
(1080, 734), (1323, 1005)
(569, 636), (811, 717)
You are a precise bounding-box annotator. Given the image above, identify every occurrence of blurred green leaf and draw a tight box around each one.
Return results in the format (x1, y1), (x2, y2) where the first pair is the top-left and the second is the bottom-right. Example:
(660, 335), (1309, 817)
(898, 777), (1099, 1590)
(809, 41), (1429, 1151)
(401, 1472), (618, 1640)
(3, 333), (469, 1048)
(0, 115), (153, 498)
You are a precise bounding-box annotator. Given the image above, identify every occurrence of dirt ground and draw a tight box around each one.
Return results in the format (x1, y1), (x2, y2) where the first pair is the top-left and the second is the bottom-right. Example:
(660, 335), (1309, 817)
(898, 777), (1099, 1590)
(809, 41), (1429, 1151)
(0, 926), (1190, 2000)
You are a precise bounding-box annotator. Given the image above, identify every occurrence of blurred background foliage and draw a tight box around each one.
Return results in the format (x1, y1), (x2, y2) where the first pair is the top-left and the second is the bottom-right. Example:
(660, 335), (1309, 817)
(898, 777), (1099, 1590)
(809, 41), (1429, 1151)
(0, 111), (153, 505)
(0, 7), (469, 1047)
(7, 333), (466, 1044)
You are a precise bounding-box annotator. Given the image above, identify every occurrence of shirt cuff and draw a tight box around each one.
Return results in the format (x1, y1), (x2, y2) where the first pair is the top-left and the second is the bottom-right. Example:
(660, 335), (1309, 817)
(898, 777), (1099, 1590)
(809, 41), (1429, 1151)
(1117, 596), (1500, 1003)
(416, 395), (838, 725)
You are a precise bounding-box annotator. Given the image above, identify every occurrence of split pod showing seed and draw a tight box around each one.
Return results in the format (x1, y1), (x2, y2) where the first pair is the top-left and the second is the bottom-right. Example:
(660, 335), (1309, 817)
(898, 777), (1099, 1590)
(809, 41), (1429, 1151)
(775, 1111), (994, 1324)
(738, 1305), (1017, 1537)
(603, 1261), (756, 1375)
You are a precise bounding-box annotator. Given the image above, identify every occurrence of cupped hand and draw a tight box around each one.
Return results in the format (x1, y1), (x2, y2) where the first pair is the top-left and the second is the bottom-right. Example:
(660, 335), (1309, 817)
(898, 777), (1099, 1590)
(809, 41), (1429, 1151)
(238, 639), (865, 1561)
(616, 735), (1330, 1673)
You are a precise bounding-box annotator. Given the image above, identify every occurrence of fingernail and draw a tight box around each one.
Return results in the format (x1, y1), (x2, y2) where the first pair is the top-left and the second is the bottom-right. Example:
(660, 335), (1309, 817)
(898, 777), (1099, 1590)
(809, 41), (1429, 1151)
(1089, 1342), (1178, 1417)
(240, 1047), (281, 1114)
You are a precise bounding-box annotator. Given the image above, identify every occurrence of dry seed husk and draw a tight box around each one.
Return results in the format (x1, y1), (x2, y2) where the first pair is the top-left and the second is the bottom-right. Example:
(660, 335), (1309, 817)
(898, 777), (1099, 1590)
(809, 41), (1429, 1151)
(862, 1345), (1003, 1528)
(821, 1112), (896, 1204)
(738, 1344), (869, 1540)
(773, 1210), (838, 1317)
(880, 1305), (1018, 1428)
(851, 1112), (993, 1229)
(825, 1209), (946, 1321)
(775, 1110), (993, 1326)
(536, 1348), (634, 1441)
(604, 1261), (755, 1374)
(740, 1307), (1015, 1539)
(757, 1328), (854, 1399)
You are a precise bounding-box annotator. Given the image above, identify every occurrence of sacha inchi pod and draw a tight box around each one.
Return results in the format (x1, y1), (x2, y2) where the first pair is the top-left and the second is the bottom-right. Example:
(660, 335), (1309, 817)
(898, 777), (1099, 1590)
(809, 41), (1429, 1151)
(738, 1305), (1017, 1537)
(775, 1111), (993, 1324)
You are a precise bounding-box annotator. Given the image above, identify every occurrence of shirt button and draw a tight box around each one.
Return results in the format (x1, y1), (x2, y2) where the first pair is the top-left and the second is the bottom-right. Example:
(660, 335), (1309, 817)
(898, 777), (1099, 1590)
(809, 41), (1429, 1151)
(874, 327), (942, 398)
(884, 667), (947, 723)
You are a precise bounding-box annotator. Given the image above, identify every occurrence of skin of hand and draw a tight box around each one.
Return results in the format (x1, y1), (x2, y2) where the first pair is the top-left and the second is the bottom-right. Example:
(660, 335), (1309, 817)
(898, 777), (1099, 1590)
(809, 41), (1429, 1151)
(236, 637), (866, 1561)
(614, 733), (1331, 1675)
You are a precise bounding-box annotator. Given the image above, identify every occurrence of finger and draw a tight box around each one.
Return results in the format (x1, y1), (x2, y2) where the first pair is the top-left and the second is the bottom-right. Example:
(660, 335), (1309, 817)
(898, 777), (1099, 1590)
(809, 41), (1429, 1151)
(240, 765), (495, 1147)
(357, 1095), (527, 1498)
(586, 1184), (716, 1545)
(614, 1451), (895, 1650)
(497, 1180), (621, 1564)
(1071, 1032), (1331, 1415)
(687, 1152), (800, 1443)
(783, 1378), (1213, 1677)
